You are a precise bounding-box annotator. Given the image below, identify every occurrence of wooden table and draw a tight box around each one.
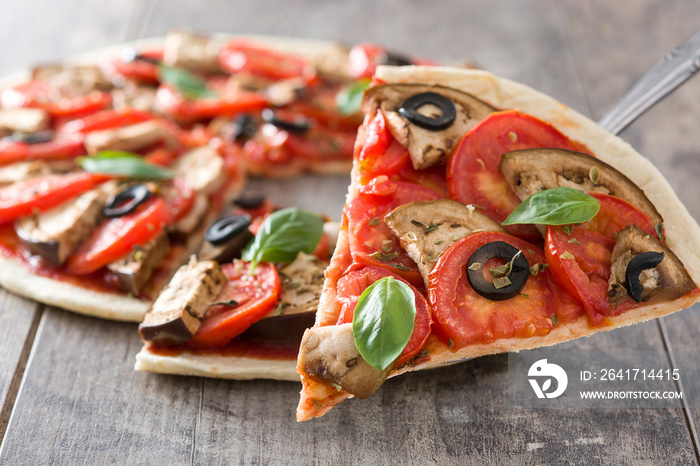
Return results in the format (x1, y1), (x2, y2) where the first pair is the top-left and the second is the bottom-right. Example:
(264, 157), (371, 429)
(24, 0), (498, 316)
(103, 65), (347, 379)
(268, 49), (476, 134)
(1, 1), (700, 464)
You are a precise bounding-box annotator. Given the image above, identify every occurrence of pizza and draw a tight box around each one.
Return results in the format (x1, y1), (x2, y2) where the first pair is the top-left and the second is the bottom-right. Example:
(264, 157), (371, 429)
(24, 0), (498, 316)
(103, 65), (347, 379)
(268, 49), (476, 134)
(0, 30), (424, 321)
(294, 65), (700, 421)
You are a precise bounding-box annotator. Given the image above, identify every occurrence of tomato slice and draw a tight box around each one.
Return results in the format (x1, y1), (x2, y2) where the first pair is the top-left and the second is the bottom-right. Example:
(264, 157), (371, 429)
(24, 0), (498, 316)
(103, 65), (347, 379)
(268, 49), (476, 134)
(0, 172), (107, 224)
(283, 126), (356, 161)
(0, 131), (85, 165)
(156, 85), (267, 122)
(544, 193), (657, 325)
(335, 265), (432, 367)
(447, 110), (588, 243)
(65, 197), (170, 274)
(218, 41), (312, 81)
(345, 176), (442, 288)
(428, 231), (583, 349)
(187, 261), (282, 348)
(103, 50), (163, 84)
(63, 108), (156, 133)
(44, 92), (112, 119)
(356, 110), (411, 181)
(161, 177), (196, 222)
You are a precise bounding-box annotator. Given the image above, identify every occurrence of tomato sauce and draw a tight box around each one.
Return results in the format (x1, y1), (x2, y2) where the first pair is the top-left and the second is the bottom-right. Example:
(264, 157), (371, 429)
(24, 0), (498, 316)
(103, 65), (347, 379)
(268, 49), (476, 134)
(147, 338), (299, 361)
(0, 225), (124, 294)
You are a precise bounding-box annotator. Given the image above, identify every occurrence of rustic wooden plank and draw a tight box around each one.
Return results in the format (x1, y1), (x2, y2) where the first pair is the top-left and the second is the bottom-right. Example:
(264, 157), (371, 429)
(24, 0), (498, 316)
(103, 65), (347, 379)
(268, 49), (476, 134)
(0, 308), (200, 464)
(0, 293), (41, 440)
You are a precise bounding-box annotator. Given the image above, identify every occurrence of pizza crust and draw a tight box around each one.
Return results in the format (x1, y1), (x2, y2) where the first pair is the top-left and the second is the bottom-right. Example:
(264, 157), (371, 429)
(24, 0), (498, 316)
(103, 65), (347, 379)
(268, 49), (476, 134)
(134, 345), (299, 381)
(296, 65), (700, 420)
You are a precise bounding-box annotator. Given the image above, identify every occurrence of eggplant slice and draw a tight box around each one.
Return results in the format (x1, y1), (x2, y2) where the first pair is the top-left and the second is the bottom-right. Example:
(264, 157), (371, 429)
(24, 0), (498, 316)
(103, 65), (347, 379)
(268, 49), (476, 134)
(499, 148), (664, 228)
(363, 83), (495, 170)
(385, 199), (506, 287)
(608, 225), (695, 305)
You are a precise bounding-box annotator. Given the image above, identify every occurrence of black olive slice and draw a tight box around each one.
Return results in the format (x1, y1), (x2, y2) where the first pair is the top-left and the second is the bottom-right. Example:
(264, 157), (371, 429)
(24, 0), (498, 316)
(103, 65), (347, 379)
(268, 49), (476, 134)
(261, 108), (311, 134)
(204, 214), (253, 246)
(8, 130), (55, 145)
(625, 251), (665, 302)
(382, 51), (413, 67)
(397, 92), (457, 131)
(233, 195), (265, 209)
(466, 241), (529, 301)
(103, 184), (152, 218)
(231, 114), (257, 142)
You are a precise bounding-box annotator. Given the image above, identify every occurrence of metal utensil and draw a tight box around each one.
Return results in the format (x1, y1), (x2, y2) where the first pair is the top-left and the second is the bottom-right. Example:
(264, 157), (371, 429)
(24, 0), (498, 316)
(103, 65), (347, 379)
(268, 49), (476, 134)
(598, 29), (700, 134)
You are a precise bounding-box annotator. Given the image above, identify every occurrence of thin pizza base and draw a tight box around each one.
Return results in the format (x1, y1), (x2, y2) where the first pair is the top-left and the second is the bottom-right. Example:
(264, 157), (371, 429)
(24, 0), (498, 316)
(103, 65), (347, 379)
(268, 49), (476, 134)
(296, 65), (700, 420)
(0, 35), (351, 322)
(134, 345), (299, 381)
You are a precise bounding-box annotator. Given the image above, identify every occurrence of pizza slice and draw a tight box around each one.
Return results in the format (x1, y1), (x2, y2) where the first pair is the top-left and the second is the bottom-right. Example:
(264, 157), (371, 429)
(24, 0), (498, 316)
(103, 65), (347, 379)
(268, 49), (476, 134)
(134, 201), (338, 380)
(295, 66), (700, 421)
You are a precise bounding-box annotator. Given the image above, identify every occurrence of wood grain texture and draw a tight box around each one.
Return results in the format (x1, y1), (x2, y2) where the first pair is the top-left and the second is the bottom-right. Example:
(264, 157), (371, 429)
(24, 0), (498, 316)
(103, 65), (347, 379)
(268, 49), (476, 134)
(0, 293), (40, 440)
(0, 0), (699, 464)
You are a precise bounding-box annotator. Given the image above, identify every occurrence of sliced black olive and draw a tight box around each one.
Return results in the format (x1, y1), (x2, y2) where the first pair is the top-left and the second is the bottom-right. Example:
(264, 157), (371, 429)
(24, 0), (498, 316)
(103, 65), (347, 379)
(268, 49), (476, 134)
(398, 92), (457, 131)
(204, 214), (252, 246)
(7, 130), (55, 145)
(625, 251), (665, 302)
(233, 195), (265, 209)
(382, 51), (413, 67)
(103, 184), (152, 218)
(261, 108), (311, 134)
(230, 114), (257, 142)
(466, 241), (529, 301)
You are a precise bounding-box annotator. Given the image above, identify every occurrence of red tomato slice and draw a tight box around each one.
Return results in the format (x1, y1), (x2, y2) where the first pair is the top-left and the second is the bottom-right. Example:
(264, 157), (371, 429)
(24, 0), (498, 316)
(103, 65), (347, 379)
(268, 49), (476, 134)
(587, 193), (657, 239)
(44, 92), (112, 119)
(64, 108), (156, 133)
(218, 41), (311, 81)
(345, 176), (442, 288)
(161, 177), (195, 222)
(544, 193), (656, 325)
(187, 261), (282, 348)
(0, 131), (85, 165)
(447, 110), (588, 243)
(357, 110), (411, 181)
(283, 126), (356, 161)
(428, 231), (582, 349)
(335, 265), (432, 367)
(103, 50), (162, 84)
(65, 197), (170, 274)
(0, 172), (107, 224)
(156, 85), (267, 122)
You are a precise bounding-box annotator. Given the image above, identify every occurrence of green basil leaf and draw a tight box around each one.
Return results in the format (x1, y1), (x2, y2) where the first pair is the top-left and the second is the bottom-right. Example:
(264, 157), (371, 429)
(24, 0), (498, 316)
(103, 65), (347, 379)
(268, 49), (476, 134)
(353, 276), (416, 372)
(336, 78), (371, 115)
(502, 187), (600, 226)
(158, 64), (218, 100)
(241, 207), (324, 272)
(77, 151), (173, 180)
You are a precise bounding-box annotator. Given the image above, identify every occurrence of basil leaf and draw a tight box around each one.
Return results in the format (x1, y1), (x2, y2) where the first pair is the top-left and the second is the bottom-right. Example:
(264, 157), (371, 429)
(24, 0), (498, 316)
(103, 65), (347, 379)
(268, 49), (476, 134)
(241, 207), (324, 272)
(336, 78), (371, 115)
(78, 151), (173, 180)
(502, 187), (600, 226)
(353, 276), (416, 372)
(158, 64), (218, 100)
